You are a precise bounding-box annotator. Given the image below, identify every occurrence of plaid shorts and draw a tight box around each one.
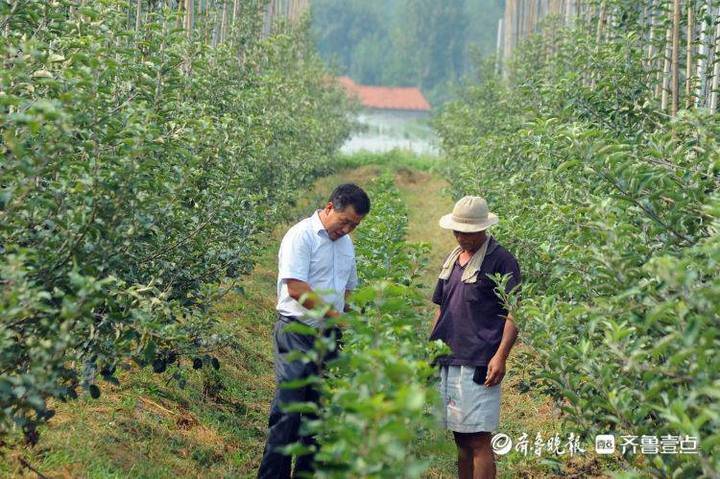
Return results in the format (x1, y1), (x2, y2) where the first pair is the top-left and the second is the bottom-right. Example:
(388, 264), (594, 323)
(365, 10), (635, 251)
(438, 365), (501, 433)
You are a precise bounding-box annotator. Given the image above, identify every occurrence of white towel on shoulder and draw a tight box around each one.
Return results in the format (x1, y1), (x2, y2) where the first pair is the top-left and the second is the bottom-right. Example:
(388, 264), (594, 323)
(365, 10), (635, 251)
(437, 236), (492, 284)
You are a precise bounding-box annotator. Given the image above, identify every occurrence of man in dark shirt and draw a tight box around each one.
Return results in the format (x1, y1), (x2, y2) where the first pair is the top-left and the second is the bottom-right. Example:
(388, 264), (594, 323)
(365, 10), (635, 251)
(431, 195), (520, 479)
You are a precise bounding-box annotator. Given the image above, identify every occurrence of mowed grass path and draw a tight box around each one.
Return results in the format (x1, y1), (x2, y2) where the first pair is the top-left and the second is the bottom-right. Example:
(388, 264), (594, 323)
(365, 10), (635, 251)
(2, 163), (570, 478)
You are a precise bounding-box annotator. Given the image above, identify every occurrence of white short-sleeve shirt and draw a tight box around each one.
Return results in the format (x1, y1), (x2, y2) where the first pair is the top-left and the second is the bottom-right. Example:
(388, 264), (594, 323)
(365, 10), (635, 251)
(276, 210), (358, 326)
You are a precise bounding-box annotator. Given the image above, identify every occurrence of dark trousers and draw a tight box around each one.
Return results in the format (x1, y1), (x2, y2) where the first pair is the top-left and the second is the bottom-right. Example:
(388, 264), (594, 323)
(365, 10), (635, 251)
(258, 316), (338, 479)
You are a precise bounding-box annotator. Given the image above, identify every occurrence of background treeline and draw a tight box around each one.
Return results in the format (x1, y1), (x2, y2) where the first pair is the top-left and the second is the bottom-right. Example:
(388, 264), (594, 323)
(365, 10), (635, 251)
(310, 0), (505, 105)
(0, 0), (349, 443)
(437, 0), (719, 476)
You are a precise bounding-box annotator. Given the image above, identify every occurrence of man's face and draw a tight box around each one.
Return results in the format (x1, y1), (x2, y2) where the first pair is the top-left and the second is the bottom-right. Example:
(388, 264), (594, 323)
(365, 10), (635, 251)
(453, 229), (487, 252)
(323, 203), (365, 241)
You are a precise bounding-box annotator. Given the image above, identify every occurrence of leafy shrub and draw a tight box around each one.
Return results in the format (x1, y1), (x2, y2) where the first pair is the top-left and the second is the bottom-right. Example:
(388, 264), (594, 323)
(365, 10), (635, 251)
(334, 150), (439, 173)
(0, 0), (350, 442)
(435, 8), (719, 478)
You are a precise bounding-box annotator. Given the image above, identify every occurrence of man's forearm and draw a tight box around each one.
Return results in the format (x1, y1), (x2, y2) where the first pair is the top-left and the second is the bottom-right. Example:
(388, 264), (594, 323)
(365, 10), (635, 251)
(495, 316), (518, 360)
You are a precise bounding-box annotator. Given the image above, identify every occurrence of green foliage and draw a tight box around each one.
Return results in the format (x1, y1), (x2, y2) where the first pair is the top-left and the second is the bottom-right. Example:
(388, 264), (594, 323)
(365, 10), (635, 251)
(436, 6), (720, 478)
(393, 0), (468, 92)
(281, 174), (443, 477)
(310, 0), (504, 104)
(353, 175), (430, 287)
(334, 150), (440, 173)
(0, 0), (350, 442)
(310, 0), (392, 85)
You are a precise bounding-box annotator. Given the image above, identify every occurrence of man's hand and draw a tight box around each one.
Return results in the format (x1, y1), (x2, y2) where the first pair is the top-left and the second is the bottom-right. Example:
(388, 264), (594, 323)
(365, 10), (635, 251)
(484, 315), (518, 386)
(484, 353), (507, 387)
(286, 278), (341, 319)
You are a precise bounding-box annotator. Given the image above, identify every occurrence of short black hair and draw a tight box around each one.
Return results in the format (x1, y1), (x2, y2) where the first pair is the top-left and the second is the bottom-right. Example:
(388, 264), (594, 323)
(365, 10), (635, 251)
(329, 183), (370, 215)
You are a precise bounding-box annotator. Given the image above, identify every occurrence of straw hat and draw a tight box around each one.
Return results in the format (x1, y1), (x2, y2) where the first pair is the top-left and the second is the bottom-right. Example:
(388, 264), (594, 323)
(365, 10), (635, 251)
(439, 196), (499, 233)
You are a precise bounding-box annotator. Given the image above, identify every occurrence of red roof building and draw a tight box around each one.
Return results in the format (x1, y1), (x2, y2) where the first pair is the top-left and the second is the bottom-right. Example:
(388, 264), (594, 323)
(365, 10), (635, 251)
(338, 76), (431, 112)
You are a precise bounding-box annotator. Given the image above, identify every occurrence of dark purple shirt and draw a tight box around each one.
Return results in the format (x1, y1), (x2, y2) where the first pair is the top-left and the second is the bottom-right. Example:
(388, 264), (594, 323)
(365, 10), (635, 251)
(430, 237), (521, 367)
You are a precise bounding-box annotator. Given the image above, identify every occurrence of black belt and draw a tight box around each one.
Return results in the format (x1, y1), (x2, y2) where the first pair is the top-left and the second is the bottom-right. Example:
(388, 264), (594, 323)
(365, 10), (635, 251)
(276, 313), (342, 340)
(277, 313), (303, 324)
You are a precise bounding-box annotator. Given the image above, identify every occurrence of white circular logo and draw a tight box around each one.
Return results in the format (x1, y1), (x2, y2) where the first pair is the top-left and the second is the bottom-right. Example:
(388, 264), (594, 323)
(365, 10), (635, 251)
(491, 433), (513, 455)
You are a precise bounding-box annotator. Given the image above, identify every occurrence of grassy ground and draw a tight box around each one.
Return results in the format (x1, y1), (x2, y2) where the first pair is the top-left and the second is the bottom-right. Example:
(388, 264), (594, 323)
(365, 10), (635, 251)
(1, 157), (595, 478)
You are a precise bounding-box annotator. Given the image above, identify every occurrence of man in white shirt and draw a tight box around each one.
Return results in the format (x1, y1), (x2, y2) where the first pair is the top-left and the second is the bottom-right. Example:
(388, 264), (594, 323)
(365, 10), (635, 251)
(258, 183), (370, 479)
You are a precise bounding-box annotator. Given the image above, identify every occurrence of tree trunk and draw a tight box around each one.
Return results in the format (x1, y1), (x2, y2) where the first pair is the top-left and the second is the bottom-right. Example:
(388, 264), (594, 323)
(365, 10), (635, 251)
(661, 7), (673, 111)
(231, 0), (240, 38)
(695, 0), (711, 106)
(686, 0), (694, 108)
(641, 1), (650, 71)
(203, 0), (211, 45)
(496, 18), (504, 74)
(710, 7), (720, 113)
(262, 0), (272, 38)
(591, 0), (607, 89)
(565, 0), (573, 25)
(135, 0), (142, 31)
(647, 0), (657, 78)
(176, 0), (183, 30)
(595, 0), (607, 46)
(211, 4), (220, 48)
(503, 0), (516, 73)
(671, 0), (681, 116)
(529, 0), (537, 35)
(185, 0), (194, 38)
(220, 1), (228, 43)
(233, 0), (240, 23)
